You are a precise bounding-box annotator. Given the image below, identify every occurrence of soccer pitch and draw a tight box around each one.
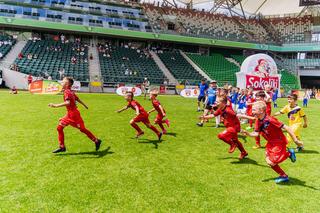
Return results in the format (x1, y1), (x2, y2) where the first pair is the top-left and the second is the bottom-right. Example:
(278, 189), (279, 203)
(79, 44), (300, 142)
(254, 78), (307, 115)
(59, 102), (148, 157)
(1, 91), (319, 212)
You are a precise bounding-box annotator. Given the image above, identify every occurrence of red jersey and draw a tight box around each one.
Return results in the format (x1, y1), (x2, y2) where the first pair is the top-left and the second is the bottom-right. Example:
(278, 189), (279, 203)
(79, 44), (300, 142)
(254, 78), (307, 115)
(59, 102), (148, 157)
(254, 115), (287, 146)
(214, 106), (240, 132)
(152, 99), (165, 115)
(246, 94), (255, 110)
(64, 89), (79, 112)
(265, 91), (273, 115)
(127, 100), (147, 114)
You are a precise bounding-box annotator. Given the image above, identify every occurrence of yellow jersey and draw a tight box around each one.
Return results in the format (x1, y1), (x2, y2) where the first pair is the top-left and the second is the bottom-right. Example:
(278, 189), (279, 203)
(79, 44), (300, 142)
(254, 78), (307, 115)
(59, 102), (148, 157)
(280, 104), (305, 126)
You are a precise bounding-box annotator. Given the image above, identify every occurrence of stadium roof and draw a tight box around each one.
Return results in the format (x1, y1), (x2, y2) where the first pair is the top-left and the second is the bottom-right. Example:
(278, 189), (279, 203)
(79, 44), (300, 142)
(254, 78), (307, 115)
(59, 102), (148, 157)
(149, 0), (319, 16)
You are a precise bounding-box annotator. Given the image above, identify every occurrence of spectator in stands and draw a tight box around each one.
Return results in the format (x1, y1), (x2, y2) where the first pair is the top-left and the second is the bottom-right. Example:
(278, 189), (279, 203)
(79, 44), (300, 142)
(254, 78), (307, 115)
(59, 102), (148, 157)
(18, 52), (23, 59)
(60, 34), (65, 43)
(71, 56), (77, 64)
(0, 52), (3, 59)
(90, 53), (93, 60)
(48, 75), (52, 80)
(27, 54), (33, 60)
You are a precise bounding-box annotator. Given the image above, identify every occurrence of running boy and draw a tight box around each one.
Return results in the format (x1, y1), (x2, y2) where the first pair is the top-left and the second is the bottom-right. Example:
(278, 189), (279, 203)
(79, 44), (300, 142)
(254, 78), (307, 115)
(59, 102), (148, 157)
(242, 101), (303, 183)
(148, 90), (170, 134)
(48, 77), (102, 153)
(274, 94), (307, 151)
(117, 91), (162, 140)
(201, 96), (248, 159)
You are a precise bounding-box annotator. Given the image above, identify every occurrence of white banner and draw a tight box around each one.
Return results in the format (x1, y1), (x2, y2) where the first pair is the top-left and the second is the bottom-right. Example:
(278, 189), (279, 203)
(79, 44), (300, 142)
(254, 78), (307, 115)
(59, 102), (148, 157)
(180, 88), (199, 98)
(116, 86), (142, 96)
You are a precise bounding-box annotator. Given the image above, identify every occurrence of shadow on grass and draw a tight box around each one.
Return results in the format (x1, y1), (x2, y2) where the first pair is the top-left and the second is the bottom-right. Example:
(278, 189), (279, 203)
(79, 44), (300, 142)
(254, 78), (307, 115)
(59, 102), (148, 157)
(165, 132), (177, 137)
(219, 156), (268, 168)
(262, 177), (319, 190)
(138, 139), (163, 149)
(56, 147), (113, 158)
(297, 149), (319, 154)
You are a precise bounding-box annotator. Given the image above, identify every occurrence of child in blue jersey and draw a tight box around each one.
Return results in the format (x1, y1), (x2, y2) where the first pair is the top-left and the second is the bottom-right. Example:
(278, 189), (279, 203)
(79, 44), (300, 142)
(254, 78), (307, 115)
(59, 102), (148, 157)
(197, 81), (217, 127)
(272, 88), (278, 108)
(231, 87), (239, 111)
(237, 89), (247, 124)
(197, 79), (209, 112)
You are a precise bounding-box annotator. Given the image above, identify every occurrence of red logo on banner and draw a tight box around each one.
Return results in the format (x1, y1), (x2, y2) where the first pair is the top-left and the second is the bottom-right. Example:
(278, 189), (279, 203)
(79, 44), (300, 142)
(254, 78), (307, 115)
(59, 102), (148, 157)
(29, 80), (43, 93)
(246, 75), (279, 90)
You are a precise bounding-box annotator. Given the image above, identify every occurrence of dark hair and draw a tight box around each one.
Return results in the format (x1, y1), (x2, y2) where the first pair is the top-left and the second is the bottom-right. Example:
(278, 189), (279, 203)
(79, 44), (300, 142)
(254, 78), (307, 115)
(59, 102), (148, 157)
(289, 94), (298, 101)
(65, 77), (74, 86)
(255, 90), (266, 98)
(126, 91), (134, 98)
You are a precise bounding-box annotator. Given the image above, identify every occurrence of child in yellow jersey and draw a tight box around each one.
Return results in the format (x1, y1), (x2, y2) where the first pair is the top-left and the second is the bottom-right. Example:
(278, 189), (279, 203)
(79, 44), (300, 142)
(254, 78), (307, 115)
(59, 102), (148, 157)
(274, 94), (307, 151)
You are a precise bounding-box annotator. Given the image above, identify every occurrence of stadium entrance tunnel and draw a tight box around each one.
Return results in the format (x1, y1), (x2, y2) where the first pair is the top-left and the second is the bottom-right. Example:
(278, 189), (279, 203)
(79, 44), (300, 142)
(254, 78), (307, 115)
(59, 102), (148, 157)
(300, 76), (320, 88)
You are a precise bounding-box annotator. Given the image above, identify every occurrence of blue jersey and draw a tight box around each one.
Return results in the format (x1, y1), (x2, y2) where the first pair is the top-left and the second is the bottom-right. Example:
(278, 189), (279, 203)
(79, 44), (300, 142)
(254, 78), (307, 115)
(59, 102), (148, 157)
(231, 92), (239, 104)
(198, 83), (208, 96)
(272, 90), (278, 102)
(206, 87), (217, 105)
(238, 95), (247, 109)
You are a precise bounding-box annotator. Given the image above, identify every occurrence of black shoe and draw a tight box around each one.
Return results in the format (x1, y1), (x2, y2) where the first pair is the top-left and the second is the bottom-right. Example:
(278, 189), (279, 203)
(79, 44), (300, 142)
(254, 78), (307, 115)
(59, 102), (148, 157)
(95, 139), (102, 151)
(158, 132), (163, 141)
(52, 147), (66, 153)
(197, 122), (203, 127)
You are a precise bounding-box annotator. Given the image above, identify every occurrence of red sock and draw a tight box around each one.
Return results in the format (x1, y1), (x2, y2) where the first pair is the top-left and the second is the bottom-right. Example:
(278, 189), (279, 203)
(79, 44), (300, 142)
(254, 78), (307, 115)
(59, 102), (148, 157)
(80, 127), (97, 143)
(131, 122), (142, 133)
(271, 164), (287, 177)
(158, 123), (166, 132)
(255, 135), (261, 146)
(234, 139), (246, 153)
(149, 125), (160, 135)
(57, 125), (65, 148)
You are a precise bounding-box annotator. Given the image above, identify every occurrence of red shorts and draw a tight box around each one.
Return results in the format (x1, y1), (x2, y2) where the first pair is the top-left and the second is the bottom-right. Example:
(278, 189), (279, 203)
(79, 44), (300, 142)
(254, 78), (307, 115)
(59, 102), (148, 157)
(133, 112), (150, 124)
(266, 143), (289, 164)
(218, 127), (239, 141)
(60, 111), (85, 129)
(246, 107), (252, 116)
(154, 113), (164, 124)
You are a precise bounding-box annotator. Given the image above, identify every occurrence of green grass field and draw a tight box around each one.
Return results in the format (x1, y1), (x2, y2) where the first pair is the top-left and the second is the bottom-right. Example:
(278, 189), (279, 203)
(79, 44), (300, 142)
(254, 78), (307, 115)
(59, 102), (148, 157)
(0, 91), (319, 212)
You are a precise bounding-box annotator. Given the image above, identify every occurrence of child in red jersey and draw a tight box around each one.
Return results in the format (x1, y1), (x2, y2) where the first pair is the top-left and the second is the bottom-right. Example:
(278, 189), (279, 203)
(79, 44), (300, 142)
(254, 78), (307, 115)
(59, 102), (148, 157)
(242, 101), (303, 183)
(201, 96), (248, 159)
(117, 91), (162, 140)
(264, 84), (273, 116)
(148, 90), (170, 134)
(246, 87), (255, 128)
(241, 90), (267, 149)
(48, 77), (102, 153)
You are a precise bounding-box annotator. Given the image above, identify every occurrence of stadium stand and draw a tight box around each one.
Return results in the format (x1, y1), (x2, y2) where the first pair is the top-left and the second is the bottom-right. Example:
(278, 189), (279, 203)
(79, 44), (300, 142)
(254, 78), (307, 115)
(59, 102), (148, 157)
(0, 1), (152, 32)
(0, 35), (16, 59)
(14, 38), (89, 81)
(187, 53), (239, 85)
(157, 51), (204, 83)
(230, 54), (246, 65)
(98, 43), (166, 84)
(280, 70), (300, 89)
(142, 4), (313, 44)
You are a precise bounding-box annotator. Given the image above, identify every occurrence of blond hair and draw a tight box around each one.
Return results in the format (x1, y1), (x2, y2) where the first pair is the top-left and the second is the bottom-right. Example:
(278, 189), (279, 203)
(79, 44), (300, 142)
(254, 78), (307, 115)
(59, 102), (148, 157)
(253, 101), (266, 111)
